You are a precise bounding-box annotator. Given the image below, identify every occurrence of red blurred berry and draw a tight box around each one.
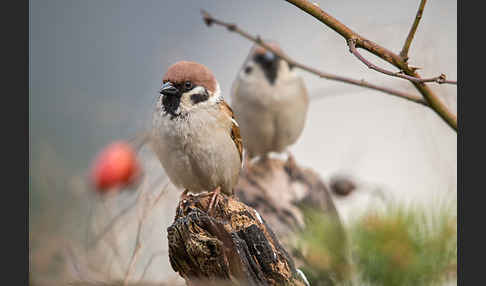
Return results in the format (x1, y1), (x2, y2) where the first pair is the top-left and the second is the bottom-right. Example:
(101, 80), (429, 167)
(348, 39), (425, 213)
(90, 141), (141, 193)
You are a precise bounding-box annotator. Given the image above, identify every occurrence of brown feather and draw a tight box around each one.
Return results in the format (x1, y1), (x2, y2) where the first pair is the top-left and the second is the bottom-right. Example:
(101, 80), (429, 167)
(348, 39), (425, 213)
(163, 61), (217, 93)
(219, 101), (243, 163)
(252, 42), (284, 57)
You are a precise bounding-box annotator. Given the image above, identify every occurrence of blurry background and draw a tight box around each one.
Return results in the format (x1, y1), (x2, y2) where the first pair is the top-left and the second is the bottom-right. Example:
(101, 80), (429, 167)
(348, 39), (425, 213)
(29, 0), (456, 284)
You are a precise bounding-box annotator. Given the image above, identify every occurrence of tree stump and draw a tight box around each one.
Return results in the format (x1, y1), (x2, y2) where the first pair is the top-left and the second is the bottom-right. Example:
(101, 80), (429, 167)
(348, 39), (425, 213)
(167, 191), (308, 286)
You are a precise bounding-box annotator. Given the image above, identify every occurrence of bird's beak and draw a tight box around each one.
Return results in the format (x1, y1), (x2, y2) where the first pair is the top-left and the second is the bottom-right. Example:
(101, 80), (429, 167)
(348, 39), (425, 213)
(160, 82), (179, 96)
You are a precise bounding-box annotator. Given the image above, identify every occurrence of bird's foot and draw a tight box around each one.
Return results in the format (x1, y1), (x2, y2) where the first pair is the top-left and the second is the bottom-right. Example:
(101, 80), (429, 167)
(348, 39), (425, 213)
(284, 152), (300, 180)
(178, 189), (190, 209)
(207, 187), (221, 215)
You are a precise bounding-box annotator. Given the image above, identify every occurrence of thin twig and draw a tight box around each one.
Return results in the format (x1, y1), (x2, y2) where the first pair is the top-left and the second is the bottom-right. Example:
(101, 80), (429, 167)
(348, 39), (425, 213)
(283, 0), (457, 131)
(128, 132), (150, 153)
(88, 176), (167, 249)
(88, 192), (142, 249)
(138, 250), (167, 282)
(123, 197), (150, 286)
(122, 183), (169, 285)
(348, 39), (453, 84)
(65, 243), (83, 280)
(100, 199), (127, 274)
(147, 181), (170, 213)
(400, 0), (427, 61)
(440, 79), (457, 85)
(201, 10), (427, 106)
(84, 195), (95, 249)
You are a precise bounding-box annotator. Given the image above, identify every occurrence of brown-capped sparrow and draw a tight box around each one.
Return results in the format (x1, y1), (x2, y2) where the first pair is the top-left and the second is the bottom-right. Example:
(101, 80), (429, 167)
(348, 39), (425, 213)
(150, 61), (243, 211)
(231, 43), (309, 161)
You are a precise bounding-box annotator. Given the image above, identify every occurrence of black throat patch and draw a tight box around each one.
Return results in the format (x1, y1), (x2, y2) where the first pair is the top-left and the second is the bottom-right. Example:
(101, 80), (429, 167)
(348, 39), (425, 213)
(162, 93), (182, 119)
(254, 54), (279, 85)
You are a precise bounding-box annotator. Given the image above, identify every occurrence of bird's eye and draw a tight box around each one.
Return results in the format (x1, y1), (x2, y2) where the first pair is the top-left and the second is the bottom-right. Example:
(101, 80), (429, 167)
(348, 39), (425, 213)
(184, 81), (192, 90)
(244, 66), (253, 74)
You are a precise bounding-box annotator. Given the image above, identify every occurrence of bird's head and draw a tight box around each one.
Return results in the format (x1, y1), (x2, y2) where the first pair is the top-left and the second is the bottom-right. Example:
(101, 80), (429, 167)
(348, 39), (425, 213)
(158, 61), (221, 119)
(238, 42), (294, 86)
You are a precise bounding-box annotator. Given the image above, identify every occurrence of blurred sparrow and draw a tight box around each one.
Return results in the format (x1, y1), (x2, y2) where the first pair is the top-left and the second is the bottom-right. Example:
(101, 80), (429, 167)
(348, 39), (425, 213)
(150, 61), (243, 211)
(231, 43), (309, 161)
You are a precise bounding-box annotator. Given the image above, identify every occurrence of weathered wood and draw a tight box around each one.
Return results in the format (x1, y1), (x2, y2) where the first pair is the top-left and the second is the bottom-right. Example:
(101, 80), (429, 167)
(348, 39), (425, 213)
(167, 191), (307, 286)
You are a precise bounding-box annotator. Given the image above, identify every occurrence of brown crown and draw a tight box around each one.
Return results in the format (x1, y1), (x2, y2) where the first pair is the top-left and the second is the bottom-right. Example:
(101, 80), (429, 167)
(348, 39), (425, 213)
(162, 61), (217, 93)
(252, 42), (284, 57)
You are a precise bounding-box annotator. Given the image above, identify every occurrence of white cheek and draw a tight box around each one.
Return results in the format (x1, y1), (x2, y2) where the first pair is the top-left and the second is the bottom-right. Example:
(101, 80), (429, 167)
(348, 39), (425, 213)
(240, 62), (255, 79)
(240, 63), (268, 86)
(180, 86), (207, 110)
(210, 84), (222, 103)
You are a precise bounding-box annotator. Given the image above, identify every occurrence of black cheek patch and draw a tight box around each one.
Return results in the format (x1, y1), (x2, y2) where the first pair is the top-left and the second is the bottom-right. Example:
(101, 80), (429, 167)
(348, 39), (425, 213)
(190, 92), (209, 104)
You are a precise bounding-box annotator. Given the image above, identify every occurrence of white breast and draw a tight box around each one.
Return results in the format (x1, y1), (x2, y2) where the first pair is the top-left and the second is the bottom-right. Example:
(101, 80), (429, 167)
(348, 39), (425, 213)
(150, 105), (241, 195)
(232, 74), (309, 157)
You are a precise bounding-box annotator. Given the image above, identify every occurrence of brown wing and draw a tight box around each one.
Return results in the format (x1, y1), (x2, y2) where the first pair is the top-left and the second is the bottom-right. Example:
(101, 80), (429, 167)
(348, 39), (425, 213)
(219, 100), (243, 163)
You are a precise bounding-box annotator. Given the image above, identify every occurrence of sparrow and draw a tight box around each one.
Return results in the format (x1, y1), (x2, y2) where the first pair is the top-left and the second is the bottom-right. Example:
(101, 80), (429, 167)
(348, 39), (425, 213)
(231, 43), (309, 161)
(150, 61), (243, 211)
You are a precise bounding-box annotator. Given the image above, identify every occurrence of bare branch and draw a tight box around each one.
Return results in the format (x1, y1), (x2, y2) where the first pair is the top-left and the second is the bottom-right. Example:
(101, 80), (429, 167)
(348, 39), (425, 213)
(147, 182), (170, 213)
(348, 39), (454, 85)
(123, 198), (150, 286)
(88, 192), (142, 249)
(88, 176), (167, 249)
(138, 250), (167, 282)
(200, 10), (427, 106)
(400, 0), (427, 61)
(65, 243), (84, 280)
(123, 184), (169, 285)
(100, 200), (126, 273)
(440, 79), (457, 85)
(284, 0), (457, 131)
(128, 132), (150, 153)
